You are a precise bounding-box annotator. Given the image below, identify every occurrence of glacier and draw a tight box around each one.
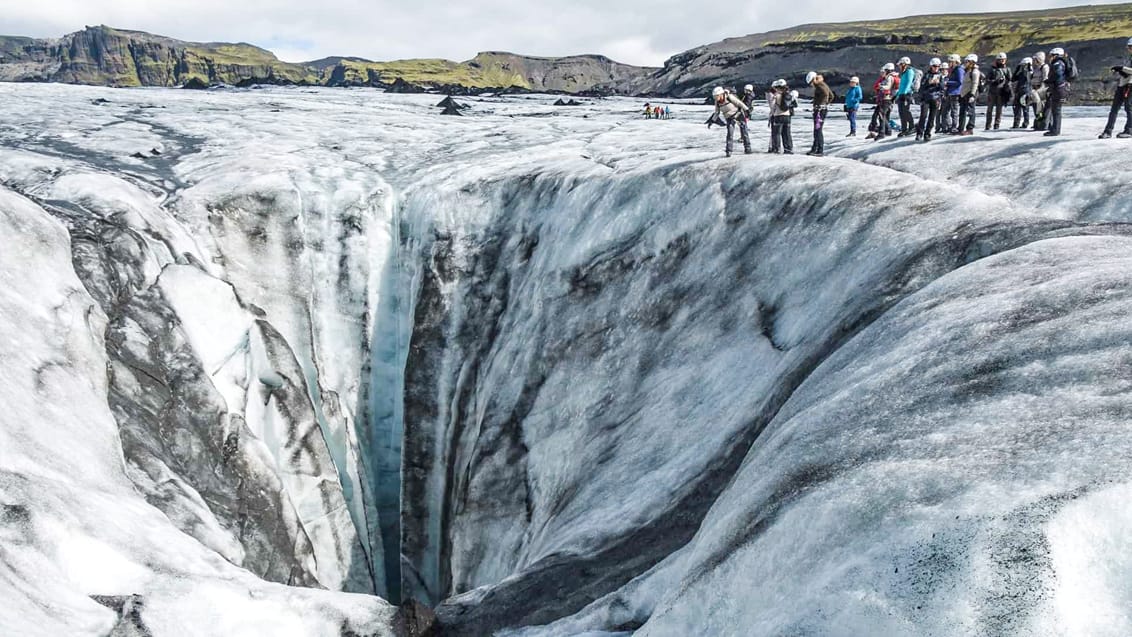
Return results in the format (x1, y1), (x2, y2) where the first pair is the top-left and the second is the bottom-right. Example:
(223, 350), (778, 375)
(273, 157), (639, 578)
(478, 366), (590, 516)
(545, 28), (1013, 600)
(0, 83), (1130, 637)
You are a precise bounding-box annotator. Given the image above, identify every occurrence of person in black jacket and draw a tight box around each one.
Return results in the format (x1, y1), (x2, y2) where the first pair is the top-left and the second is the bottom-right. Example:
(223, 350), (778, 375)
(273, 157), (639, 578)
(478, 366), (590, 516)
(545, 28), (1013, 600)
(916, 58), (946, 141)
(986, 53), (1012, 130)
(1011, 57), (1033, 129)
(1099, 38), (1132, 138)
(1044, 48), (1070, 137)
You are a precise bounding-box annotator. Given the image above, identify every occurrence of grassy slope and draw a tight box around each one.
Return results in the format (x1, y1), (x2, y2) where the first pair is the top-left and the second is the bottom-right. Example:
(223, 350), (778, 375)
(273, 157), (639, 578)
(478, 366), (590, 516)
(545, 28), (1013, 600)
(714, 4), (1132, 53)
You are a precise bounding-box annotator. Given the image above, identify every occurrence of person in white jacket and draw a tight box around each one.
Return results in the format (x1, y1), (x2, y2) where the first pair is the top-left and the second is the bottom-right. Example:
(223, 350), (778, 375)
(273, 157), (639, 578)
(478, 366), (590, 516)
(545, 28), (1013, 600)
(1099, 37), (1132, 138)
(1030, 51), (1050, 130)
(709, 86), (751, 156)
(957, 54), (982, 134)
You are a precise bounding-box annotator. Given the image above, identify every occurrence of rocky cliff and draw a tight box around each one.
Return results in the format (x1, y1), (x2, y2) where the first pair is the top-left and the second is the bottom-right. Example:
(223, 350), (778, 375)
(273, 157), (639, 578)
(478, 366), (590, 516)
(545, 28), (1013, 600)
(0, 26), (654, 94)
(0, 26), (318, 87)
(631, 3), (1132, 101)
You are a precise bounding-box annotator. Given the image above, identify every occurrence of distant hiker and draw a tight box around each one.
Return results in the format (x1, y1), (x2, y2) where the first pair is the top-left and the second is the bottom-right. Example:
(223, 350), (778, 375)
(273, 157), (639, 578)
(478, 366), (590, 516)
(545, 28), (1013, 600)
(644, 103), (652, 119)
(710, 86), (751, 156)
(1099, 37), (1132, 138)
(1030, 51), (1050, 130)
(916, 58), (945, 141)
(986, 52), (1011, 130)
(945, 54), (965, 133)
(655, 106), (663, 119)
(741, 84), (757, 111)
(807, 72), (833, 156)
(936, 62), (951, 133)
(957, 54), (981, 135)
(845, 76), (862, 136)
(895, 57), (917, 137)
(767, 79), (795, 154)
(870, 63), (897, 141)
(665, 105), (672, 120)
(1011, 57), (1033, 129)
(1044, 48), (1070, 136)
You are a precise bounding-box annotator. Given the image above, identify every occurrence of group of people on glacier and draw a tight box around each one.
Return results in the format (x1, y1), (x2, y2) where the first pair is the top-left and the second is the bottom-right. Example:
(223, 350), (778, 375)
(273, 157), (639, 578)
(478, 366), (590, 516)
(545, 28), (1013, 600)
(708, 37), (1132, 157)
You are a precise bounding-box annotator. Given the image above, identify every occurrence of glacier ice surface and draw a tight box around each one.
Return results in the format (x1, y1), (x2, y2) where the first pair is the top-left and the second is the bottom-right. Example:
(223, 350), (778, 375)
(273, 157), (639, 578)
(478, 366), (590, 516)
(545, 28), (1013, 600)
(1, 82), (1131, 636)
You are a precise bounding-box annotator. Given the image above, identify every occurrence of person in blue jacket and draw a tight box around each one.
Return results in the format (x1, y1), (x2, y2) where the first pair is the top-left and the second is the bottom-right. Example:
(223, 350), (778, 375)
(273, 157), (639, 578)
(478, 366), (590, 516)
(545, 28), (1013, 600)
(944, 54), (965, 133)
(844, 76), (862, 136)
(896, 57), (917, 136)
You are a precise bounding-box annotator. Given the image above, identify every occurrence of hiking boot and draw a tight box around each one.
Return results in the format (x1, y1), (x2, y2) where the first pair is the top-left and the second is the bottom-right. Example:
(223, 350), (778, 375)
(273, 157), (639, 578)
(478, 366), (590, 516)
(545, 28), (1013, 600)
(1099, 131), (1113, 139)
(915, 134), (923, 141)
(1118, 132), (1132, 138)
(846, 132), (856, 137)
(1043, 131), (1058, 137)
(960, 130), (974, 136)
(865, 132), (876, 139)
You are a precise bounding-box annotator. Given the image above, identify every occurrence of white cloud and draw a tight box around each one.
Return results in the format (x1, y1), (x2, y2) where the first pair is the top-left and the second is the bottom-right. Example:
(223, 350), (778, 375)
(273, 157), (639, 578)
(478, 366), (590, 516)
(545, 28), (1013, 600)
(1, 0), (1128, 67)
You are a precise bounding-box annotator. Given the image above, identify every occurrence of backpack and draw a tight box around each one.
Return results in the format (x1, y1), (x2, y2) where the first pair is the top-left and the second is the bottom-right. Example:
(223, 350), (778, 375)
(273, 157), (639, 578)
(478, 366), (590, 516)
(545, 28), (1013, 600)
(1064, 54), (1079, 81)
(891, 73), (901, 92)
(911, 68), (924, 92)
(977, 69), (988, 94)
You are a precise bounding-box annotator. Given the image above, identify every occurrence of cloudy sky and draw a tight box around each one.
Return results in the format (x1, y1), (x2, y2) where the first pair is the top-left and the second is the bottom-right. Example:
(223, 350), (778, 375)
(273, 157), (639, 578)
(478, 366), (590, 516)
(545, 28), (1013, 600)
(1, 0), (1126, 66)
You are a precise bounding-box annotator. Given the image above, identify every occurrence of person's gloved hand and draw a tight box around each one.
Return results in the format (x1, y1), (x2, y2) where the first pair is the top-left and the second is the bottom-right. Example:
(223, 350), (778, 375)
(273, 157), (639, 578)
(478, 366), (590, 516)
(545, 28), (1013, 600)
(1113, 66), (1124, 73)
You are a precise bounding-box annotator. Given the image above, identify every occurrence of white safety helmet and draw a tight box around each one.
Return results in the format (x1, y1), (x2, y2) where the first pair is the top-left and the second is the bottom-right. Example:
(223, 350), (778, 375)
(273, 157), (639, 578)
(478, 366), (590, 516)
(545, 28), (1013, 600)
(941, 62), (950, 70)
(789, 90), (799, 100)
(882, 62), (895, 71)
(772, 78), (787, 88)
(996, 52), (1008, 60)
(965, 54), (979, 63)
(1127, 37), (1132, 46)
(849, 76), (860, 84)
(948, 53), (962, 63)
(1022, 56), (1032, 65)
(805, 71), (818, 84)
(744, 84), (754, 92)
(899, 56), (911, 66)
(1034, 51), (1046, 62)
(929, 57), (941, 66)
(1050, 47), (1065, 57)
(712, 86), (725, 98)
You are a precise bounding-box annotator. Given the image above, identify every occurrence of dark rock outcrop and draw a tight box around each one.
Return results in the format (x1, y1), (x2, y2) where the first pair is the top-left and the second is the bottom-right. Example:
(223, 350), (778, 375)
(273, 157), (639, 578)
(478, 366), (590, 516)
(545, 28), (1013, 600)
(628, 2), (1132, 102)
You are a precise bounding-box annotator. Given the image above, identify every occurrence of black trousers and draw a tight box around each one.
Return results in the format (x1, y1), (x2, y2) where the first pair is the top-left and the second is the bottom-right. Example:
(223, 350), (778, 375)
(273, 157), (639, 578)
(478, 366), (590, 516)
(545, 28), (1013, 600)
(877, 100), (893, 136)
(811, 108), (827, 153)
(917, 98), (940, 138)
(897, 94), (915, 134)
(958, 94), (977, 131)
(1011, 90), (1029, 128)
(770, 115), (793, 152)
(1103, 84), (1132, 134)
(1047, 86), (1066, 135)
(986, 90), (1008, 129)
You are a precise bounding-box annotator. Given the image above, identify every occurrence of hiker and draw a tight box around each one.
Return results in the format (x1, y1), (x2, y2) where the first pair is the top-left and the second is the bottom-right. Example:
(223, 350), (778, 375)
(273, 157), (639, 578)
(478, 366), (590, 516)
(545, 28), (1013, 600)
(916, 58), (945, 141)
(807, 71), (833, 155)
(845, 76), (862, 137)
(1011, 57), (1033, 128)
(741, 84), (758, 112)
(1044, 48), (1070, 136)
(655, 106), (663, 119)
(644, 103), (652, 119)
(866, 71), (885, 138)
(768, 79), (795, 154)
(986, 52), (1011, 130)
(709, 86), (752, 156)
(1099, 37), (1132, 138)
(936, 62), (951, 133)
(944, 54), (965, 133)
(868, 63), (897, 140)
(895, 57), (917, 136)
(957, 54), (981, 135)
(1030, 51), (1050, 130)
(664, 105), (672, 120)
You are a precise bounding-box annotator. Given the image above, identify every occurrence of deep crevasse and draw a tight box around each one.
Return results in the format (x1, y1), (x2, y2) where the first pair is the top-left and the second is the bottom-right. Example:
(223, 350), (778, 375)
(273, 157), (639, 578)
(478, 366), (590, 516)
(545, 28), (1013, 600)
(2, 84), (1132, 637)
